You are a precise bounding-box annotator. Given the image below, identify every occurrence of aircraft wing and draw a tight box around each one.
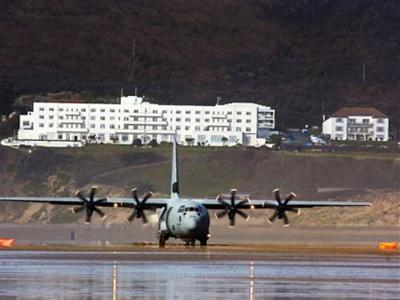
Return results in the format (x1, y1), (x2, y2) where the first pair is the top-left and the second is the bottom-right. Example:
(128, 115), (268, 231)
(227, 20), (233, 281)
(196, 198), (371, 209)
(0, 196), (168, 208)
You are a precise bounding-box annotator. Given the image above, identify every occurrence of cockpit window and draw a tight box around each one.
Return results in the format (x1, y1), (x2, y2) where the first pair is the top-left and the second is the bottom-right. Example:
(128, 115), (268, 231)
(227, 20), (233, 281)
(178, 205), (185, 213)
(185, 207), (199, 212)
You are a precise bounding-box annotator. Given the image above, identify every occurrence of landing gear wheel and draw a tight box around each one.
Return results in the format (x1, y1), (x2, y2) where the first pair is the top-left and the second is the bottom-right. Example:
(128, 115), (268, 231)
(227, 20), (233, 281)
(199, 238), (208, 246)
(157, 232), (168, 248)
(159, 235), (166, 248)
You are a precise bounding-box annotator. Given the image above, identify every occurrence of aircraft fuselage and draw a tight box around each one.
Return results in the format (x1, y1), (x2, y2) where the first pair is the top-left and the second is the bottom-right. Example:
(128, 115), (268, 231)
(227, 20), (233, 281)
(159, 199), (210, 243)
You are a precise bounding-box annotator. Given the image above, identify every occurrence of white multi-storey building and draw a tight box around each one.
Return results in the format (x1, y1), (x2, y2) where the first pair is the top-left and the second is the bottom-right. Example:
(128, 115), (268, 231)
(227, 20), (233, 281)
(17, 96), (275, 146)
(322, 107), (389, 141)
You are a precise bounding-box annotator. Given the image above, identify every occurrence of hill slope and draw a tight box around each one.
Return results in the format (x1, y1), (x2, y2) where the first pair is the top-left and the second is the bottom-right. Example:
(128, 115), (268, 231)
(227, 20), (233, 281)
(0, 0), (399, 129)
(0, 145), (398, 226)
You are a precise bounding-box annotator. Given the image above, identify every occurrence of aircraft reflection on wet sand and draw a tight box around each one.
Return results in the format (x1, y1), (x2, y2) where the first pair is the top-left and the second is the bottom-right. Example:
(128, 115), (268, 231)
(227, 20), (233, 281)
(0, 251), (398, 299)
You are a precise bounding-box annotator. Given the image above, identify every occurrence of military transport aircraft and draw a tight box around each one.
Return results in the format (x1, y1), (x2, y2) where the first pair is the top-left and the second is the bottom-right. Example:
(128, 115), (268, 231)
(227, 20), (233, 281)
(0, 136), (371, 246)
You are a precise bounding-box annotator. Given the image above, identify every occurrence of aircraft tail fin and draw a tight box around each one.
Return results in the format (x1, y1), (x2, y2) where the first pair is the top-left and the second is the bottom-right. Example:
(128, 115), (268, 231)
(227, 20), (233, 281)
(170, 134), (180, 199)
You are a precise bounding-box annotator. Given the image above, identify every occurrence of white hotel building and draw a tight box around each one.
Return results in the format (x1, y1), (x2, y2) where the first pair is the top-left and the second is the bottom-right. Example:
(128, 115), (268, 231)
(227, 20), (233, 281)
(17, 96), (275, 146)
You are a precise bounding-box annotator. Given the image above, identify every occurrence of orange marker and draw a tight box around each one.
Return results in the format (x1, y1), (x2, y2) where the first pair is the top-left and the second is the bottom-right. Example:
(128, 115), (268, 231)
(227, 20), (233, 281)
(0, 238), (16, 248)
(379, 242), (398, 251)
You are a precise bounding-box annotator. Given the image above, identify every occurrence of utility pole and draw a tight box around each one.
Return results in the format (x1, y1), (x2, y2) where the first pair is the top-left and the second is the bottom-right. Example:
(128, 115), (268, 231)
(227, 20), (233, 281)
(128, 38), (137, 83)
(362, 61), (366, 83)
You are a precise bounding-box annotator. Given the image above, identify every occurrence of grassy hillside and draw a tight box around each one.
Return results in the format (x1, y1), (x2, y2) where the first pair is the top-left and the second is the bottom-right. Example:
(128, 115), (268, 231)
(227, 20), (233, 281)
(0, 0), (399, 131)
(0, 144), (398, 226)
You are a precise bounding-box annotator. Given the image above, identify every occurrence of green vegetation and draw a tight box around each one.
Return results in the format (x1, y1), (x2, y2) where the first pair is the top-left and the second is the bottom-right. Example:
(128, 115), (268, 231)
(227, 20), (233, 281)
(0, 1), (398, 133)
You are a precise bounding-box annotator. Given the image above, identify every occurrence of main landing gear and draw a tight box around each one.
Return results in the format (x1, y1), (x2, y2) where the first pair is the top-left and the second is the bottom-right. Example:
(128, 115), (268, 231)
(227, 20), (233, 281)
(184, 236), (208, 246)
(157, 232), (169, 248)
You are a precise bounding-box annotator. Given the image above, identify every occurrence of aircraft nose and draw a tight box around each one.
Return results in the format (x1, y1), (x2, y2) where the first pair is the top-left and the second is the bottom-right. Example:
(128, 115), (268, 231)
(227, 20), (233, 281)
(186, 216), (197, 231)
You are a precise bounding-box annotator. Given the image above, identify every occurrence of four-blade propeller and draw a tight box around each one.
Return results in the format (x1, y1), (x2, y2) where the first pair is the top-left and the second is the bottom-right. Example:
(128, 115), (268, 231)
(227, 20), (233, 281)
(265, 188), (300, 227)
(215, 189), (250, 227)
(70, 186), (298, 227)
(72, 186), (107, 224)
(126, 188), (153, 224)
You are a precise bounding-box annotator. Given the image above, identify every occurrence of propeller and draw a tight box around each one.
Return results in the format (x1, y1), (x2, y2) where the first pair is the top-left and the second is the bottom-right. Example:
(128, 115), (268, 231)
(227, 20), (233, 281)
(215, 189), (249, 227)
(72, 186), (107, 224)
(266, 188), (300, 227)
(126, 188), (153, 224)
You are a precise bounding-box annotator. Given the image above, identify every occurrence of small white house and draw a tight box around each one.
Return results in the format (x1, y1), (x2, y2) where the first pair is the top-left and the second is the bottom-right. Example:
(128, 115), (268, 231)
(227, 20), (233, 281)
(322, 107), (389, 141)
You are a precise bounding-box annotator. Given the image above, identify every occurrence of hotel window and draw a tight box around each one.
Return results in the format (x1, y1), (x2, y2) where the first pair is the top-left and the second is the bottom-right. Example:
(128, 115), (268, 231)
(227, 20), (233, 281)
(246, 120), (251, 123)
(39, 107), (44, 111)
(185, 126), (190, 130)
(100, 124), (105, 129)
(176, 126), (181, 130)
(39, 115), (44, 119)
(185, 118), (190, 122)
(227, 112), (232, 115)
(237, 119), (242, 123)
(336, 118), (343, 123)
(110, 116), (115, 121)
(124, 117), (129, 121)
(236, 127), (241, 132)
(90, 108), (96, 112)
(195, 126), (200, 131)
(59, 116), (64, 120)
(110, 109), (115, 113)
(205, 111), (210, 115)
(90, 116), (95, 120)
(100, 109), (105, 113)
(153, 117), (157, 121)
(377, 127), (384, 132)
(49, 123), (54, 128)
(377, 118), (384, 124)
(133, 117), (139, 121)
(205, 118), (210, 122)
(153, 125), (157, 130)
(81, 108), (86, 112)
(91, 124), (95, 128)
(162, 110), (167, 114)
(100, 116), (105, 120)
(39, 123), (44, 127)
(246, 127), (251, 132)
(49, 108), (54, 111)
(153, 110), (158, 114)
(185, 111), (191, 114)
(246, 112), (251, 116)
(336, 126), (343, 131)
(49, 115), (54, 119)
(237, 112), (242, 115)
(176, 110), (181, 114)
(124, 109), (129, 113)
(110, 125), (115, 129)
(176, 118), (181, 122)
(195, 111), (201, 114)
(195, 118), (200, 122)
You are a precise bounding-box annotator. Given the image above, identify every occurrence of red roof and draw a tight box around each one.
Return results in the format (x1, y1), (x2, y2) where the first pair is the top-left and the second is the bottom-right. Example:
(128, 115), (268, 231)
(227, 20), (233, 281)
(331, 107), (387, 118)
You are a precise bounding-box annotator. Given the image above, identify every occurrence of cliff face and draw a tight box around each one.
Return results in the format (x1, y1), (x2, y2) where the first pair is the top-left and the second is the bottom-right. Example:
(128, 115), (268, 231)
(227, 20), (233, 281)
(0, 0), (399, 128)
